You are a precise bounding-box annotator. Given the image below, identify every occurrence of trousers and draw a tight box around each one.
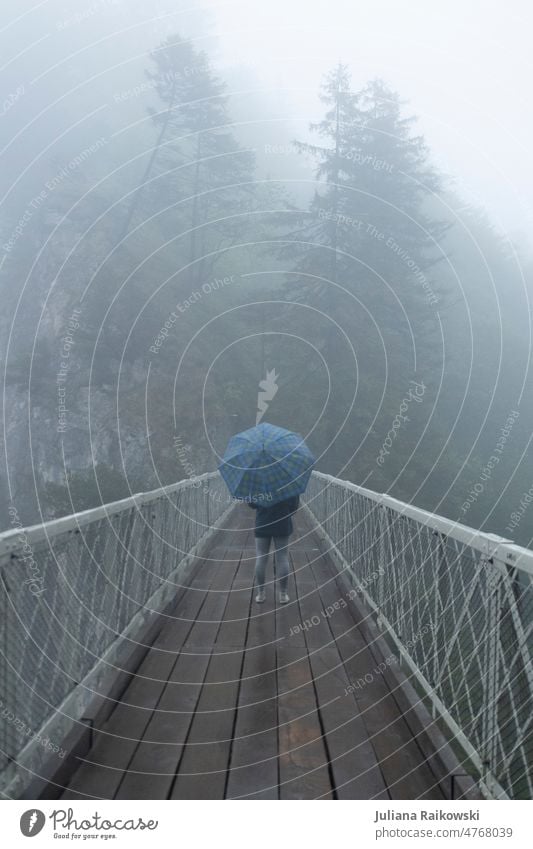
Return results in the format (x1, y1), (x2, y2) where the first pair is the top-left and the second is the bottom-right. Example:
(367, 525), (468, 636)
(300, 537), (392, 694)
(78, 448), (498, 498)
(254, 535), (290, 593)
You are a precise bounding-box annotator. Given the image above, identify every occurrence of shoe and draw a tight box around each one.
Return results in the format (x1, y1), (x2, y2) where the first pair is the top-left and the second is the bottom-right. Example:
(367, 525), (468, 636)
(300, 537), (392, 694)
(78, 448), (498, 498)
(279, 591), (290, 604)
(255, 589), (266, 603)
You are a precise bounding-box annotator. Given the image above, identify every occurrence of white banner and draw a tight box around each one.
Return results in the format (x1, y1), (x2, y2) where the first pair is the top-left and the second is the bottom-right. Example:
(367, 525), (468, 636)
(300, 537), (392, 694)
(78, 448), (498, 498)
(2, 800), (531, 847)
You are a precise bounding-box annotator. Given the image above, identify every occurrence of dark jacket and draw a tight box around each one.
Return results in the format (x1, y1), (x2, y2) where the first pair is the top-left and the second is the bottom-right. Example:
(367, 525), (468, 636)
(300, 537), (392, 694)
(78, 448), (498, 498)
(249, 495), (300, 538)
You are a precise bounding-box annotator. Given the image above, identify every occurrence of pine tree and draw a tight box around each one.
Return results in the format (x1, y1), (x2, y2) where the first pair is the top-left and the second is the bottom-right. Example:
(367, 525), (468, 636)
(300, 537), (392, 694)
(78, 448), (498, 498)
(128, 35), (258, 288)
(278, 66), (450, 470)
(287, 67), (448, 314)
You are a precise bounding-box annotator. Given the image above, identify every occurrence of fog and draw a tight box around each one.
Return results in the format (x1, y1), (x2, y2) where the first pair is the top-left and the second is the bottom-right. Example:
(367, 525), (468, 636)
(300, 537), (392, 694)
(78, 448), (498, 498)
(1, 0), (533, 549)
(194, 0), (533, 238)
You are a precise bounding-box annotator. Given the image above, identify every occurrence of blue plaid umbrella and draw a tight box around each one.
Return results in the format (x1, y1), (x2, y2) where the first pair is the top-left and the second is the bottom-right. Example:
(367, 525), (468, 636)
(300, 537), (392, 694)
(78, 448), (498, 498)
(218, 422), (315, 505)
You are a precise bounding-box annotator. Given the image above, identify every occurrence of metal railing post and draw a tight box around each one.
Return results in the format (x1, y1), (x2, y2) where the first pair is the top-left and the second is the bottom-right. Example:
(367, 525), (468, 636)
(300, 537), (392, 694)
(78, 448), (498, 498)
(376, 500), (387, 632)
(482, 559), (502, 785)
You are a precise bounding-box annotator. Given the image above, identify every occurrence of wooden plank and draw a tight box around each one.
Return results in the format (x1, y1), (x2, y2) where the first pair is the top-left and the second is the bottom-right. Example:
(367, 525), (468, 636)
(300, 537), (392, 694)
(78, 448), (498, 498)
(291, 538), (389, 799)
(277, 646), (333, 799)
(114, 651), (211, 799)
(306, 647), (390, 799)
(147, 537), (230, 653)
(170, 539), (253, 799)
(215, 513), (255, 649)
(275, 549), (308, 655)
(214, 571), (252, 648)
(294, 549), (339, 650)
(169, 650), (243, 799)
(306, 547), (444, 800)
(60, 552), (224, 800)
(225, 643), (279, 799)
(246, 551), (277, 647)
(300, 553), (390, 799)
(59, 648), (177, 800)
(225, 539), (278, 800)
(62, 509), (258, 800)
(114, 548), (241, 799)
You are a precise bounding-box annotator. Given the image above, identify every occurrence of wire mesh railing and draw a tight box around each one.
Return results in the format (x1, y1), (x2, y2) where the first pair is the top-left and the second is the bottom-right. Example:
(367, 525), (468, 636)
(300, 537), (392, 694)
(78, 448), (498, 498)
(0, 472), (231, 791)
(303, 471), (533, 800)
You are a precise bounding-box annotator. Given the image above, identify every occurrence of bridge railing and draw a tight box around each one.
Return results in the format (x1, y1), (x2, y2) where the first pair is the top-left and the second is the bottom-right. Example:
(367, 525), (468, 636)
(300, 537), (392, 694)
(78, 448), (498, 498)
(303, 471), (533, 800)
(0, 472), (232, 797)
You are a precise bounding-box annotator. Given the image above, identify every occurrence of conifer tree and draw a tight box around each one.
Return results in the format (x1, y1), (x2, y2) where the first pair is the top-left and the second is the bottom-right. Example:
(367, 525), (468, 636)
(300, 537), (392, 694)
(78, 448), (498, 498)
(129, 35), (257, 287)
(281, 66), (450, 469)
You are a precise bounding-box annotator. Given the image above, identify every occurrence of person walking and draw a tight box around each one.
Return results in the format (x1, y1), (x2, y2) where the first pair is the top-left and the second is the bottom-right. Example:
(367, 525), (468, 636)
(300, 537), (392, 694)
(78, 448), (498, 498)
(249, 494), (300, 604)
(219, 422), (314, 605)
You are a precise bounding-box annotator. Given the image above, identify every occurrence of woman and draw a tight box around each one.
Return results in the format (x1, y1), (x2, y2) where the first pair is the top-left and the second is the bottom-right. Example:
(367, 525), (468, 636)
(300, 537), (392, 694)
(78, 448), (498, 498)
(249, 494), (300, 604)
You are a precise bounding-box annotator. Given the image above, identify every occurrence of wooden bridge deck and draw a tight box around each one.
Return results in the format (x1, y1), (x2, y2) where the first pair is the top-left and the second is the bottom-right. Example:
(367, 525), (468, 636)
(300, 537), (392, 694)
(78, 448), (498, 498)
(60, 505), (448, 800)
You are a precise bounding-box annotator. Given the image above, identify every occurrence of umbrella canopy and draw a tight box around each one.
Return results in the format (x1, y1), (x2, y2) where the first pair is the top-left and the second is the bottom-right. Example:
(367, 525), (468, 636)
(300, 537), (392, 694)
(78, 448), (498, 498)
(218, 422), (315, 506)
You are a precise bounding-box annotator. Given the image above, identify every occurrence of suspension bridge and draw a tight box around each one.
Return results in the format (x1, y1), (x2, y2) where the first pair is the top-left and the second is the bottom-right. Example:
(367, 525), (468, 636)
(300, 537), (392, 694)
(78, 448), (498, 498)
(1, 472), (531, 800)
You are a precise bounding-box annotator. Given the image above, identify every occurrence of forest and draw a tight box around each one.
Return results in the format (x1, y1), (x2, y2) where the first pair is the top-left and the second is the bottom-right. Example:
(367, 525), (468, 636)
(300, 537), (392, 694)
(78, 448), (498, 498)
(1, 1), (532, 548)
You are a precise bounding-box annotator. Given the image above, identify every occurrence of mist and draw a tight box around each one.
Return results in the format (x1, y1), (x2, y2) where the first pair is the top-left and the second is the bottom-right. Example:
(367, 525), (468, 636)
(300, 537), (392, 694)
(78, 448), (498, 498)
(1, 0), (532, 548)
